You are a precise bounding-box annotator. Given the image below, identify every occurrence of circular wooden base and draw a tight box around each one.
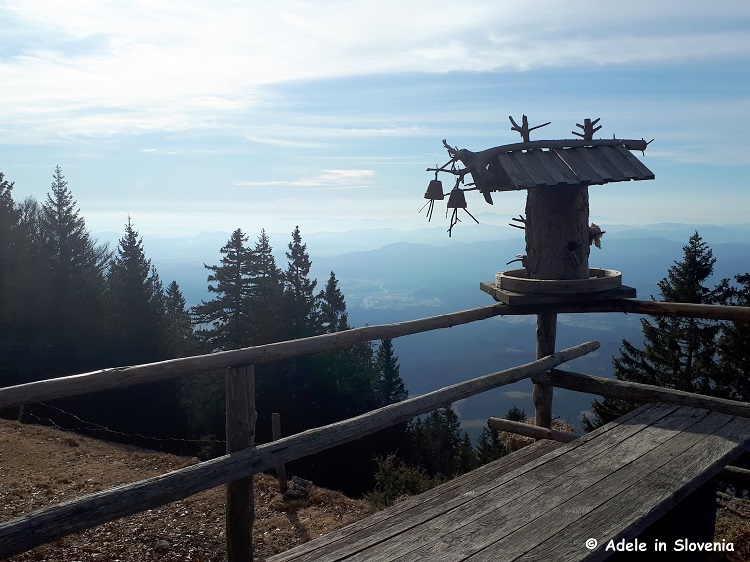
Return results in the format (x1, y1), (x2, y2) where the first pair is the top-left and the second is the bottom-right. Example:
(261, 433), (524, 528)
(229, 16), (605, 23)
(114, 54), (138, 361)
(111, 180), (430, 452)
(495, 268), (622, 294)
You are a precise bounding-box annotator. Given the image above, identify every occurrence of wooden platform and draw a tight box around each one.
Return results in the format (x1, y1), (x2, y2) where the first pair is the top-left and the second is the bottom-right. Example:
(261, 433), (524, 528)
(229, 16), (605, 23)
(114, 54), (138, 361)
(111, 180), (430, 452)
(480, 281), (637, 306)
(269, 403), (750, 561)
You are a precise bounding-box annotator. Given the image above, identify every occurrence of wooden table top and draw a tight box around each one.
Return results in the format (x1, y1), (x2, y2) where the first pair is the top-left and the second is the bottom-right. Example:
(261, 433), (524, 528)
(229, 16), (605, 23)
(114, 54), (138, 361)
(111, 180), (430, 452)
(269, 403), (750, 561)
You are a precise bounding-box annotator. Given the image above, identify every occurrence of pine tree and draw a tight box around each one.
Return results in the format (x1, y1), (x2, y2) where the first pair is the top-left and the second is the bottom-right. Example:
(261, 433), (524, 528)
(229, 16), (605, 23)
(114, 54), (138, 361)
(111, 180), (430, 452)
(163, 280), (197, 358)
(248, 229), (284, 345)
(38, 166), (110, 373)
(716, 274), (750, 401)
(106, 217), (165, 365)
(375, 338), (408, 406)
(476, 427), (507, 465)
(318, 271), (349, 333)
(283, 226), (320, 339)
(584, 232), (723, 429)
(193, 228), (254, 351)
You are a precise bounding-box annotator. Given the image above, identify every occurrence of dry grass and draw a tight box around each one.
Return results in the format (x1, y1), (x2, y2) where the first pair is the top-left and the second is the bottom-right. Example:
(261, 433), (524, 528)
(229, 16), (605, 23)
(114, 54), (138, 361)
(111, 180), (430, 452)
(0, 418), (374, 562)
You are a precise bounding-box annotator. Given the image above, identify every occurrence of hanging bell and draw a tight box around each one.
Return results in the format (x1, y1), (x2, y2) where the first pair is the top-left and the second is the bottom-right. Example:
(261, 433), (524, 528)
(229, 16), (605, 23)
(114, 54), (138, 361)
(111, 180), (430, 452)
(446, 187), (467, 209)
(424, 179), (445, 201)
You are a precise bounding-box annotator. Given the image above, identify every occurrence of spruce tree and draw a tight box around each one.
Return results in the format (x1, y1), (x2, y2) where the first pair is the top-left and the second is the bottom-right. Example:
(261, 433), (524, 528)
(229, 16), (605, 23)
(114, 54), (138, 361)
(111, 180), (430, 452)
(38, 166), (110, 373)
(283, 226), (320, 339)
(584, 232), (723, 429)
(318, 271), (349, 333)
(163, 280), (197, 358)
(106, 217), (165, 365)
(248, 229), (284, 345)
(716, 274), (750, 401)
(193, 228), (254, 351)
(375, 338), (408, 406)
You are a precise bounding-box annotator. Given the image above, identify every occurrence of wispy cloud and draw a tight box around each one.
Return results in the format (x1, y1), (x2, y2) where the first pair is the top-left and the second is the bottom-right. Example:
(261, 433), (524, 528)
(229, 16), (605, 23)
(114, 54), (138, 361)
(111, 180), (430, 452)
(235, 169), (376, 189)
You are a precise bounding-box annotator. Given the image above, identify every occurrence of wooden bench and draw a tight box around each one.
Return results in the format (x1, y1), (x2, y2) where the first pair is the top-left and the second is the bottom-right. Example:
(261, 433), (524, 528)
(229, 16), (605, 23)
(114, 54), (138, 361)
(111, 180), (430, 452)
(268, 403), (750, 561)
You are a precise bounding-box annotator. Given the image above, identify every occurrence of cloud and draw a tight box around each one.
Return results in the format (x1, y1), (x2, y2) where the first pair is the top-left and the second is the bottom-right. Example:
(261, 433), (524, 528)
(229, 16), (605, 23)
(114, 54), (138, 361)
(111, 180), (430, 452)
(2, 1), (749, 141)
(235, 169), (375, 189)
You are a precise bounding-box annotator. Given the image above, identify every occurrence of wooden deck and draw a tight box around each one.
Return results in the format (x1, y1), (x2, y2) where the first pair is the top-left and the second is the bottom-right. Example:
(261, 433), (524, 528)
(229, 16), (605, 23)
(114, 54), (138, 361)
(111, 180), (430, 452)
(269, 403), (750, 561)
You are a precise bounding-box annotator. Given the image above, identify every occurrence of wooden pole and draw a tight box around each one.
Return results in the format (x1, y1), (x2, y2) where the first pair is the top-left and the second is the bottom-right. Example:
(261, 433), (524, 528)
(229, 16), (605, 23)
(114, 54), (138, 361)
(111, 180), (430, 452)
(533, 312), (557, 429)
(271, 413), (288, 493)
(225, 365), (256, 562)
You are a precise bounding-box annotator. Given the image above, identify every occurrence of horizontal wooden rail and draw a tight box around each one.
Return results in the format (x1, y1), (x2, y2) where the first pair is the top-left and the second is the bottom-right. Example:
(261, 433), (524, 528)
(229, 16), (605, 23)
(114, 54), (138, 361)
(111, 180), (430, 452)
(486, 417), (578, 443)
(0, 304), (508, 409)
(2, 299), (748, 410)
(0, 341), (599, 559)
(531, 369), (750, 418)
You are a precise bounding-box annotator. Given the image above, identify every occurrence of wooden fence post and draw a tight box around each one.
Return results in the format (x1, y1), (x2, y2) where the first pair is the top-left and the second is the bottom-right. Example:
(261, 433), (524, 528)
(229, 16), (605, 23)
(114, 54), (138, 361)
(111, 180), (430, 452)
(226, 365), (257, 562)
(271, 413), (288, 493)
(533, 312), (557, 429)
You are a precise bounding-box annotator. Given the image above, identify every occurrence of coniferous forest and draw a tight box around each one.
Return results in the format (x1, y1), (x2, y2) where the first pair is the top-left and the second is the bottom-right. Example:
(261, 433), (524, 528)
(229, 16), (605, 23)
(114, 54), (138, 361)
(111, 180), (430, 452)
(0, 167), (511, 497)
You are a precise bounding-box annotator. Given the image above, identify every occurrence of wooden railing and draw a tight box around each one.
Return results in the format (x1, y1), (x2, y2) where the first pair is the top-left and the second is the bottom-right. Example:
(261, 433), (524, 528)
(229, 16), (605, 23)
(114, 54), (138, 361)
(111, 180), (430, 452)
(1, 298), (749, 561)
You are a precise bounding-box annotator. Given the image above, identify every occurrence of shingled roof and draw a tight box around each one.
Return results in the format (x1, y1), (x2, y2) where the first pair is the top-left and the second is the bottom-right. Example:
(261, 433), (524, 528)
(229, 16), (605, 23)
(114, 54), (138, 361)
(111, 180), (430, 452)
(489, 142), (654, 192)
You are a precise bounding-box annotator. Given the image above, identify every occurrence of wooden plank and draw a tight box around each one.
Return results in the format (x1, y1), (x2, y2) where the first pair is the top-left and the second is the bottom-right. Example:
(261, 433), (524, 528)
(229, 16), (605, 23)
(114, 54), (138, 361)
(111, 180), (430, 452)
(515, 410), (750, 561)
(480, 282), (637, 306)
(596, 144), (652, 181)
(496, 152), (537, 189)
(611, 143), (655, 179)
(0, 342), (600, 560)
(532, 369), (750, 418)
(552, 148), (599, 184)
(312, 405), (681, 562)
(272, 405), (672, 562)
(377, 406), (708, 562)
(526, 149), (580, 186)
(271, 413), (288, 493)
(471, 408), (732, 561)
(512, 151), (558, 187)
(267, 440), (564, 562)
(577, 147), (627, 183)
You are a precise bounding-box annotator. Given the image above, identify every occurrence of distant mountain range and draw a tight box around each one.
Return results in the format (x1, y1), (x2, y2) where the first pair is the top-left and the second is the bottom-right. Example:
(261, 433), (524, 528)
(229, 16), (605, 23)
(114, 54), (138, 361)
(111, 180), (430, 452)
(94, 223), (750, 435)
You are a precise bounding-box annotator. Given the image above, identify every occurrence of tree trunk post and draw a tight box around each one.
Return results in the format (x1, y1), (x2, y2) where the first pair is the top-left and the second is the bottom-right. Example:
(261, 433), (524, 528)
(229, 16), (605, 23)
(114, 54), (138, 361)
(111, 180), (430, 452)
(533, 312), (557, 429)
(271, 413), (288, 493)
(226, 365), (257, 562)
(525, 184), (588, 429)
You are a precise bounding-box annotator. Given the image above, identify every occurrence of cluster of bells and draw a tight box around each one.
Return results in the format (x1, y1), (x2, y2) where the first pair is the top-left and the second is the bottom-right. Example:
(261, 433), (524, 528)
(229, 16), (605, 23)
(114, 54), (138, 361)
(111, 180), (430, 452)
(422, 175), (479, 237)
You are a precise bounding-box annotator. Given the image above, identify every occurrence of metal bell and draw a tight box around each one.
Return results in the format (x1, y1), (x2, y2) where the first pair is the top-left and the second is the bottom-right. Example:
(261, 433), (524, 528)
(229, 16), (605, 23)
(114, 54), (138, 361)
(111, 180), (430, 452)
(424, 179), (444, 200)
(446, 187), (467, 208)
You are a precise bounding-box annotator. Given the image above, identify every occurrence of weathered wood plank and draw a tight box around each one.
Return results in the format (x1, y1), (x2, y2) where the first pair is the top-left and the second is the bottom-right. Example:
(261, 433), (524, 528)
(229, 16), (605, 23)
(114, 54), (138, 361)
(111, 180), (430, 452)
(470, 408), (733, 561)
(271, 405), (672, 562)
(515, 410), (750, 561)
(378, 406), (707, 562)
(268, 440), (564, 562)
(0, 342), (599, 560)
(532, 368), (750, 417)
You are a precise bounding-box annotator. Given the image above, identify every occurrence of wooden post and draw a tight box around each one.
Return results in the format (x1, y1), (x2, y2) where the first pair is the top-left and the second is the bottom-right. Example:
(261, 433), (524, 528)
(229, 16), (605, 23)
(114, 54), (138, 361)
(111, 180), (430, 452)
(533, 312), (557, 429)
(525, 183), (588, 430)
(271, 413), (288, 493)
(525, 185), (590, 280)
(16, 404), (24, 423)
(226, 365), (256, 562)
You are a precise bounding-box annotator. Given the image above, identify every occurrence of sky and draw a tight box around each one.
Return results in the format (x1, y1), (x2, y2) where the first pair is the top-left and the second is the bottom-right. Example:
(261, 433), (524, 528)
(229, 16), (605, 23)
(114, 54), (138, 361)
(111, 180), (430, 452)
(2, 0), (750, 239)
